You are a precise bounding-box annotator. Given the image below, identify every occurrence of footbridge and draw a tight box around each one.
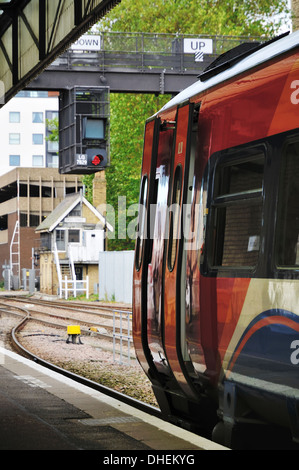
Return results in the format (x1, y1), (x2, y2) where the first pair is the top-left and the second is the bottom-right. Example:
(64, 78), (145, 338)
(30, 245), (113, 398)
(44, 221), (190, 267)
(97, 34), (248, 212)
(27, 32), (260, 95)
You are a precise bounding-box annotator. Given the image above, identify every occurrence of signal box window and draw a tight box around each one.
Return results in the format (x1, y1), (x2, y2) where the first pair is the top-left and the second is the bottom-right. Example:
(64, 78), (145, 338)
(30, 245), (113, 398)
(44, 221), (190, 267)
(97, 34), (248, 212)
(56, 230), (65, 251)
(69, 229), (80, 243)
(276, 140), (299, 267)
(210, 152), (264, 268)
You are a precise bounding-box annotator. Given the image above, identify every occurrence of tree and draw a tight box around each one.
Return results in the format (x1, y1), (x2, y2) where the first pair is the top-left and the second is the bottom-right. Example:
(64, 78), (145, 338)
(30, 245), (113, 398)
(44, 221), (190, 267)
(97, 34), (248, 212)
(98, 0), (290, 36)
(106, 93), (169, 250)
(95, 0), (291, 250)
(46, 116), (59, 142)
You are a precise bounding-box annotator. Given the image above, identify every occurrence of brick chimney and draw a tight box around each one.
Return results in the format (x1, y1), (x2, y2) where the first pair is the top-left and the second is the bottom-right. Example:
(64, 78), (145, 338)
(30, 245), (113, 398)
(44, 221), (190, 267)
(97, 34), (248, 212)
(93, 171), (107, 214)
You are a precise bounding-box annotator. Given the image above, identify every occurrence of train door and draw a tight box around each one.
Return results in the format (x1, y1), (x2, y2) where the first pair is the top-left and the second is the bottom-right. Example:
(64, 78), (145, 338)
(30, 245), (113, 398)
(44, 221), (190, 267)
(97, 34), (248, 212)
(163, 102), (200, 399)
(146, 118), (175, 377)
(183, 101), (221, 387)
(133, 111), (197, 393)
(133, 118), (160, 377)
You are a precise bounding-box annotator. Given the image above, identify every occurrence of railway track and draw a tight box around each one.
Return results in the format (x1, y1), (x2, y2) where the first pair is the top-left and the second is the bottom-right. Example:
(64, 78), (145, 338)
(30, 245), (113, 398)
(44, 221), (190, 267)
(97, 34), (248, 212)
(0, 295), (161, 419)
(2, 296), (132, 351)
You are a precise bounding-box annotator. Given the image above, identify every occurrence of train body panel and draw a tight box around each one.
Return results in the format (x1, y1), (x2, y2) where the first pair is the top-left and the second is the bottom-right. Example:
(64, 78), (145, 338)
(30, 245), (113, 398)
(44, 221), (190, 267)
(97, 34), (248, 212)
(133, 30), (299, 448)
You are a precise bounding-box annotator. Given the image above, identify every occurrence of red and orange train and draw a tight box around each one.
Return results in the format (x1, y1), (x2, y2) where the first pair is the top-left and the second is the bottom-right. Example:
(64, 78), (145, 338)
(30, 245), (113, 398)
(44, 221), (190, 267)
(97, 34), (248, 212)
(132, 30), (299, 448)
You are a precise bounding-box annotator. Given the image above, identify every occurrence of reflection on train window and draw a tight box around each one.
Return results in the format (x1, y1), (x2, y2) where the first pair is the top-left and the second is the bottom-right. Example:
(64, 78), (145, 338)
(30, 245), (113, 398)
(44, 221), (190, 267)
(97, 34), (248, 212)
(211, 153), (264, 268)
(135, 176), (148, 270)
(168, 166), (182, 271)
(276, 140), (299, 267)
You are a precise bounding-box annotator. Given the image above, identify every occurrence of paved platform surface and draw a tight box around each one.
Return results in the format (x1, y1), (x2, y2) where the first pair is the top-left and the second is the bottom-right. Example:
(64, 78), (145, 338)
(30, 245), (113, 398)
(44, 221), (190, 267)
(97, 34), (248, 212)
(0, 347), (227, 453)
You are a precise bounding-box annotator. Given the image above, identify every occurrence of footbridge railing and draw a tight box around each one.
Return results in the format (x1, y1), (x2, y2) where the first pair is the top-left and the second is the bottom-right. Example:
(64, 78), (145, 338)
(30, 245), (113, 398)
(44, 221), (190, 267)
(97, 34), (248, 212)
(51, 31), (262, 75)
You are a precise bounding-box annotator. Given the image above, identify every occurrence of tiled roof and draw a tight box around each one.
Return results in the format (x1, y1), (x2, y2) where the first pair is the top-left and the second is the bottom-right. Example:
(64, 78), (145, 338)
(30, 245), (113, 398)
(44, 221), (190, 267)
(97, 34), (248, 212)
(35, 192), (80, 232)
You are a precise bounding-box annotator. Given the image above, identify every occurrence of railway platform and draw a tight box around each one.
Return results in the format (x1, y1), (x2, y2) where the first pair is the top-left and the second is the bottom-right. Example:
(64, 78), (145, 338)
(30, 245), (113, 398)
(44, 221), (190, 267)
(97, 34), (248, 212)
(0, 347), (227, 453)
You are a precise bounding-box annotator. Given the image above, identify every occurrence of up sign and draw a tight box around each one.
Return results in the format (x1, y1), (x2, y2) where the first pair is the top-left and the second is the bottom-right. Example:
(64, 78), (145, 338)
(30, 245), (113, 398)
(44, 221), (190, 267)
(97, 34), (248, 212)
(184, 38), (213, 62)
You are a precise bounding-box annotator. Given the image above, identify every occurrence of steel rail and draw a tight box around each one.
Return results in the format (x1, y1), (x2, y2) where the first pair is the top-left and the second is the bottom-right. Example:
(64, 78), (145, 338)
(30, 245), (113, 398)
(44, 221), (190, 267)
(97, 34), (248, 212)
(8, 309), (161, 420)
(2, 297), (131, 337)
(3, 295), (132, 316)
(0, 299), (133, 361)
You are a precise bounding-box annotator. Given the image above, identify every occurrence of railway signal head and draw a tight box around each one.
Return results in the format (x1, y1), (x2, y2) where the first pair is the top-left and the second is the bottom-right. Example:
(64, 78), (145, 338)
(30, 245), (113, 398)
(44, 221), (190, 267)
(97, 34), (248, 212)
(59, 87), (110, 174)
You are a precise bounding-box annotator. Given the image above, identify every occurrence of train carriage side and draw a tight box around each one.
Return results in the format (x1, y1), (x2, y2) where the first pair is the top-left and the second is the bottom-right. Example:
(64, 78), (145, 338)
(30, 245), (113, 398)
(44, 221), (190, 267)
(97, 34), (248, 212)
(133, 31), (299, 448)
(133, 104), (218, 435)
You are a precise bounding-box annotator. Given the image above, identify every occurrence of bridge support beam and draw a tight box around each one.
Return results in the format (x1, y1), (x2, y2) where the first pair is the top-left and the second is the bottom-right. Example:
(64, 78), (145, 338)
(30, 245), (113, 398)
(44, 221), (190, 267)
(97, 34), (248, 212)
(27, 69), (198, 95)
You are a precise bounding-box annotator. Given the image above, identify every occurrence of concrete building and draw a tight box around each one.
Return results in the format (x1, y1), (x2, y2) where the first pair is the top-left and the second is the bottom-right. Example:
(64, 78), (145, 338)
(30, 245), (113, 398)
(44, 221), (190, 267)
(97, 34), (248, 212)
(0, 91), (59, 176)
(35, 191), (112, 297)
(0, 167), (83, 285)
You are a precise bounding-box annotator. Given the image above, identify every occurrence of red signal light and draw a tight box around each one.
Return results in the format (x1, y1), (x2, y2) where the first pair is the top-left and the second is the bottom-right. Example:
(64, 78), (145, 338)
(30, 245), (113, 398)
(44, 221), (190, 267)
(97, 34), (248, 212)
(92, 154), (103, 166)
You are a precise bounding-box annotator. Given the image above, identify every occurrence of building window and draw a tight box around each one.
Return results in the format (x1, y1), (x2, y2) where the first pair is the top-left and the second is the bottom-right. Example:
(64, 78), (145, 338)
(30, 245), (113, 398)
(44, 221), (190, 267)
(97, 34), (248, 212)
(9, 133), (20, 144)
(47, 154), (59, 168)
(30, 214), (40, 227)
(32, 155), (44, 167)
(47, 140), (59, 153)
(17, 91), (48, 98)
(69, 229), (80, 243)
(20, 213), (28, 227)
(32, 134), (43, 145)
(9, 112), (20, 123)
(46, 110), (58, 121)
(32, 112), (43, 123)
(9, 155), (20, 166)
(0, 214), (8, 230)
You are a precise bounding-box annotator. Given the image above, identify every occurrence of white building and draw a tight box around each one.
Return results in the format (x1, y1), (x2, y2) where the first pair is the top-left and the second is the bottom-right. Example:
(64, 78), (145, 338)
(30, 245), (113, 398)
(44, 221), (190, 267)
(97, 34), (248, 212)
(0, 91), (59, 176)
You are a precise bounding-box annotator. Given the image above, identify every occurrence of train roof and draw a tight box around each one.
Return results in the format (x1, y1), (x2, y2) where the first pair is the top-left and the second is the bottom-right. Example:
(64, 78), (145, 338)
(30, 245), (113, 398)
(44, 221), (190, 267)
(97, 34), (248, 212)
(159, 29), (299, 115)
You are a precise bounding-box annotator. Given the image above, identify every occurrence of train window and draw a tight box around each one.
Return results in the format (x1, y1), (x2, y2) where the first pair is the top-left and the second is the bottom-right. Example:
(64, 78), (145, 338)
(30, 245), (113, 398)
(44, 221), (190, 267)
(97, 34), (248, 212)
(210, 152), (264, 268)
(168, 166), (182, 271)
(214, 155), (264, 198)
(135, 176), (148, 270)
(276, 140), (299, 267)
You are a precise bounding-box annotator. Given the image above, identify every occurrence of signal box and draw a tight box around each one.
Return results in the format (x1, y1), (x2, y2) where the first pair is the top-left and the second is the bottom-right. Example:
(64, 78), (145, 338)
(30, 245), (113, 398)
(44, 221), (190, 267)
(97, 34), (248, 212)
(59, 87), (110, 174)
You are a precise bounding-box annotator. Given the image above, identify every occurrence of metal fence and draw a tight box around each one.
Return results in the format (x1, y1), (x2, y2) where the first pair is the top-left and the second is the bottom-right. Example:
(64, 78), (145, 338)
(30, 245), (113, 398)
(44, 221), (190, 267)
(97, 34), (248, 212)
(52, 31), (262, 75)
(112, 308), (133, 365)
(60, 276), (89, 299)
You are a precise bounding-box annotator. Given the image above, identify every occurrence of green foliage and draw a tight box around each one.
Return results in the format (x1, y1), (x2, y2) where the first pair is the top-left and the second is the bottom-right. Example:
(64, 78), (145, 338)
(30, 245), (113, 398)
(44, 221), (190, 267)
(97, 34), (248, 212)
(95, 0), (290, 250)
(81, 174), (94, 204)
(99, 0), (290, 36)
(45, 117), (59, 142)
(106, 93), (169, 250)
